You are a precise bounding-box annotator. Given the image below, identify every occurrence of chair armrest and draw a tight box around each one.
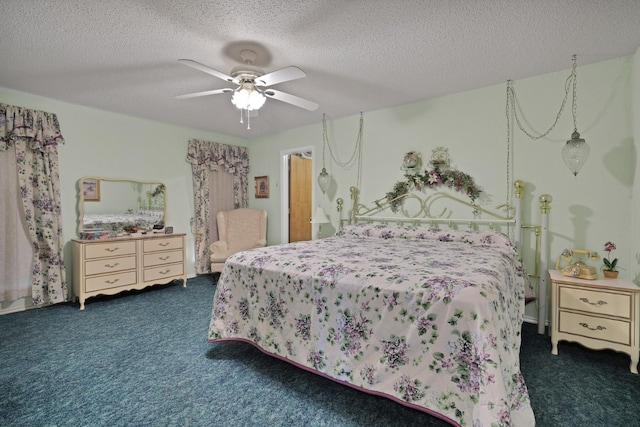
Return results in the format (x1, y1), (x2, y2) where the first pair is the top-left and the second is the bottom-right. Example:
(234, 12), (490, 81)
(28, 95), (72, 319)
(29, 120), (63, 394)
(254, 239), (267, 248)
(210, 240), (228, 255)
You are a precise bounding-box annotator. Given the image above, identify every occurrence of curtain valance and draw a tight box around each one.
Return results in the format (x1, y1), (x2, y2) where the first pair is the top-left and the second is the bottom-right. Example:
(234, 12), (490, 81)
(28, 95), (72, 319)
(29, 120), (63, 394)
(0, 103), (65, 153)
(186, 139), (249, 175)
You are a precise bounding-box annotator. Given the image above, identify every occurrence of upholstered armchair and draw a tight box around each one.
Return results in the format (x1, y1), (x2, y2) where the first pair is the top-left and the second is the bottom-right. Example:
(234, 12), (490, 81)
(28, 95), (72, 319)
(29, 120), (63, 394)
(210, 208), (267, 273)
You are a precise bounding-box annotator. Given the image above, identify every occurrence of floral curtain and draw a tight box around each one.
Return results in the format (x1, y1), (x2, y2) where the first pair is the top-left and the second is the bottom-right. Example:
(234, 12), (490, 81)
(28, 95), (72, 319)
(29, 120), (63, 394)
(186, 139), (249, 274)
(0, 103), (67, 305)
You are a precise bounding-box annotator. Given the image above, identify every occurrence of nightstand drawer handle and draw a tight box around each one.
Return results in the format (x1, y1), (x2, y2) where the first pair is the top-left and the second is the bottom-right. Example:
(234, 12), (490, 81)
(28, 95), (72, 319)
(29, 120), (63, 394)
(579, 322), (606, 331)
(579, 297), (607, 306)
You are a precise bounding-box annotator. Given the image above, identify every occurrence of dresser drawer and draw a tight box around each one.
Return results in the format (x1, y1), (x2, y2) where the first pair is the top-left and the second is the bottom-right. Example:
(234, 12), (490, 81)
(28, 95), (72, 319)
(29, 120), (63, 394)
(143, 236), (183, 253)
(558, 310), (631, 345)
(85, 255), (137, 276)
(559, 286), (631, 319)
(85, 271), (138, 292)
(143, 249), (184, 267)
(84, 241), (136, 259)
(144, 263), (184, 282)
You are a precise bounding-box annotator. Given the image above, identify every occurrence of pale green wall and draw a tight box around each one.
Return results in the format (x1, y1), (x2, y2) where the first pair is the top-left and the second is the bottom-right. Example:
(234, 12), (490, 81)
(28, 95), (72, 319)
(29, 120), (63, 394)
(0, 87), (247, 291)
(2, 54), (637, 320)
(632, 47), (640, 285)
(248, 56), (638, 323)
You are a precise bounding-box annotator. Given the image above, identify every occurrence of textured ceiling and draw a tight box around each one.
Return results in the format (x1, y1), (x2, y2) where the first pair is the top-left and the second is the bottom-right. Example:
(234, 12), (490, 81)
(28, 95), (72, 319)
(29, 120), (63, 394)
(1, 0), (639, 138)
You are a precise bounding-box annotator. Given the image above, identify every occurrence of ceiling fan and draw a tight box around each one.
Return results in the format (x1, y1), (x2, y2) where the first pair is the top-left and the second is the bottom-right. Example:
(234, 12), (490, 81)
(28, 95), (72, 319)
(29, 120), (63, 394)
(176, 49), (318, 128)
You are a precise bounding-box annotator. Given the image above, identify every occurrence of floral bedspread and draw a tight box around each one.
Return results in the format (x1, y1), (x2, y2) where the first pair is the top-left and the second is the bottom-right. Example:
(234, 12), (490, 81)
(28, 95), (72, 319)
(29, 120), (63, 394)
(208, 223), (535, 426)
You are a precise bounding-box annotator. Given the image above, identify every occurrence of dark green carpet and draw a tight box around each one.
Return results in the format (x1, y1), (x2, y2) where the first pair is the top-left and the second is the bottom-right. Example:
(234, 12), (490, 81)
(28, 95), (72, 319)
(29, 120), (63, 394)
(1, 276), (639, 426)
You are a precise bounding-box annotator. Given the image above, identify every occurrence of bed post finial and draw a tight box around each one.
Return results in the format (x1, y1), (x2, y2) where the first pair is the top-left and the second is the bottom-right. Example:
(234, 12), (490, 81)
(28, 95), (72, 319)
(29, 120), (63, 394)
(350, 186), (359, 200)
(539, 194), (552, 214)
(514, 180), (525, 198)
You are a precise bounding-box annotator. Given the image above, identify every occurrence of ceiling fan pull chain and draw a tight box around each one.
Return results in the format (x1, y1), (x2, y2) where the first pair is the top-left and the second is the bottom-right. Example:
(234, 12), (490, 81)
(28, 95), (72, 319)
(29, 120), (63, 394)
(247, 109), (251, 130)
(239, 108), (244, 124)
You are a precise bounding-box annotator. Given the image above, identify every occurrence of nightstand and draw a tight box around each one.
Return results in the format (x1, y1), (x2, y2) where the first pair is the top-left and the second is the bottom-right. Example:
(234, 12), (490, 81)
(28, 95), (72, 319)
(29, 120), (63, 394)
(549, 269), (640, 374)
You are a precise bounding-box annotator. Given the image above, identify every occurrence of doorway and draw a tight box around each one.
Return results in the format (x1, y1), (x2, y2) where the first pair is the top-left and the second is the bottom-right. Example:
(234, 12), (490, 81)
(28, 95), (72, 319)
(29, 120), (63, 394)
(280, 146), (315, 243)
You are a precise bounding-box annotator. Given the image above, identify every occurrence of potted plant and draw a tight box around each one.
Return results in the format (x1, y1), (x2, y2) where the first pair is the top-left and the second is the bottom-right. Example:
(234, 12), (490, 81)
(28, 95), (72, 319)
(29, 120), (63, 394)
(602, 241), (620, 278)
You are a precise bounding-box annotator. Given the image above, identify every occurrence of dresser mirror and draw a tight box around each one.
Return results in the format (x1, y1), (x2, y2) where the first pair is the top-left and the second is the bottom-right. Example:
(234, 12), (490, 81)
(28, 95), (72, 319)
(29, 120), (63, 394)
(77, 177), (166, 235)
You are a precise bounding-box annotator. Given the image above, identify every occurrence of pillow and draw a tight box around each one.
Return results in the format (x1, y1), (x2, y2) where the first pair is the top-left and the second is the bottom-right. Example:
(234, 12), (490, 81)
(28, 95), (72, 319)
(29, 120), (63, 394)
(336, 223), (512, 248)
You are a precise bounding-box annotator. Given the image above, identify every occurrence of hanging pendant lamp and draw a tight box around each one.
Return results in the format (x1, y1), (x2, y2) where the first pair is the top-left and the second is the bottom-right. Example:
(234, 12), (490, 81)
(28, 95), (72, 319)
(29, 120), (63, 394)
(318, 113), (330, 193)
(562, 130), (589, 177)
(561, 55), (589, 176)
(318, 167), (330, 192)
(506, 55), (590, 177)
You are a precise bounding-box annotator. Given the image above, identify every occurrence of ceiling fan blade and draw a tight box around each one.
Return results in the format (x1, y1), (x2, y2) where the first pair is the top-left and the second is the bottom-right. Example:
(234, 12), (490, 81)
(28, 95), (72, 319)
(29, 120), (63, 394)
(264, 89), (319, 111)
(175, 88), (232, 99)
(255, 66), (306, 87)
(178, 59), (237, 83)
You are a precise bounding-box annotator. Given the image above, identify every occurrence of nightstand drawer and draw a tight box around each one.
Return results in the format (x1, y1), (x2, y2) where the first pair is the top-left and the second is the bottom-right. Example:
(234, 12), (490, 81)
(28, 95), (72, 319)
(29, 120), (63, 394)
(558, 311), (631, 345)
(559, 286), (631, 319)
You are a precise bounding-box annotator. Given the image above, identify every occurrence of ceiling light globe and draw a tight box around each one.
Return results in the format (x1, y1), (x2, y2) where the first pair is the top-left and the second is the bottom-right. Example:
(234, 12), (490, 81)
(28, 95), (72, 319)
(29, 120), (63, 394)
(562, 131), (589, 177)
(248, 90), (266, 110)
(231, 89), (250, 109)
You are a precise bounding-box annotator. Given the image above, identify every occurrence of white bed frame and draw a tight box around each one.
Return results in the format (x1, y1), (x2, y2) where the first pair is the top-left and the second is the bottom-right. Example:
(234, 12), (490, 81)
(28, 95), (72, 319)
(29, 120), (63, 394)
(337, 180), (552, 334)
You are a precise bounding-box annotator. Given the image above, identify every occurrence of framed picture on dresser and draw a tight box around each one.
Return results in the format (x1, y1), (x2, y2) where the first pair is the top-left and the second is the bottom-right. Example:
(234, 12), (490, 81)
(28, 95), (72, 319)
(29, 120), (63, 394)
(81, 178), (100, 202)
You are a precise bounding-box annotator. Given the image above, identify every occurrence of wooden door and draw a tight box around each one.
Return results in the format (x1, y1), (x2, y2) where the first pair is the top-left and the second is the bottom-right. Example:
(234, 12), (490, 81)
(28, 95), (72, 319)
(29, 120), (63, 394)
(288, 155), (312, 242)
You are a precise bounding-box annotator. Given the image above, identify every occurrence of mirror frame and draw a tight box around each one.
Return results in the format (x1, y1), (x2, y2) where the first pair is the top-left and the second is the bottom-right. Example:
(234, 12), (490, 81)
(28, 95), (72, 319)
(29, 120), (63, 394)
(77, 177), (167, 236)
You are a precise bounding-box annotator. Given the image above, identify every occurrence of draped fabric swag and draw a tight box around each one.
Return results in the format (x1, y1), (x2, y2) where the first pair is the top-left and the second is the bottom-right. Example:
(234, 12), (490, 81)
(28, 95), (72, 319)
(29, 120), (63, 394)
(186, 139), (249, 274)
(0, 103), (67, 305)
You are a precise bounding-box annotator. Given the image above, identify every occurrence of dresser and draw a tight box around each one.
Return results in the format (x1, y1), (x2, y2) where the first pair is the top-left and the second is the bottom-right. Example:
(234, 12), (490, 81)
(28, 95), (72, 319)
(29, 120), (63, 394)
(72, 233), (187, 310)
(549, 269), (640, 373)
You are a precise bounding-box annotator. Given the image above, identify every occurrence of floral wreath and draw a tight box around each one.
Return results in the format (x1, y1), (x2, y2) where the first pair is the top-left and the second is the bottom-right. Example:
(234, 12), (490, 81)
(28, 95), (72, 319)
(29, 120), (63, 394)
(386, 167), (482, 213)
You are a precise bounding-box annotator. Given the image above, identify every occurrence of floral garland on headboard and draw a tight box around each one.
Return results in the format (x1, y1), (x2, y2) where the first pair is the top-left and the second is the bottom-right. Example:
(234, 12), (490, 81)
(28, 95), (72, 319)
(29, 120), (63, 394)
(386, 149), (482, 213)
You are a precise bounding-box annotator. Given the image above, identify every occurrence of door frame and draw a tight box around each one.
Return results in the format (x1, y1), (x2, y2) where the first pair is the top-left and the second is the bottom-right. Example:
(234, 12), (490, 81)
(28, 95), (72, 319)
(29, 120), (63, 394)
(280, 146), (316, 243)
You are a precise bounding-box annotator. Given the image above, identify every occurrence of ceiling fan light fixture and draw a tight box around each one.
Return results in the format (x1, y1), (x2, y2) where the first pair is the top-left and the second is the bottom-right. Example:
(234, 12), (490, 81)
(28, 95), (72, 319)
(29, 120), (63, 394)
(231, 84), (266, 111)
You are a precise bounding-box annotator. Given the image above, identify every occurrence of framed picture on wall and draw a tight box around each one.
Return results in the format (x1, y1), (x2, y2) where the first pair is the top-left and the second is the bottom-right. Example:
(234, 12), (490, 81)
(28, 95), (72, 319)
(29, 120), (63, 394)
(255, 176), (269, 198)
(82, 178), (100, 202)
